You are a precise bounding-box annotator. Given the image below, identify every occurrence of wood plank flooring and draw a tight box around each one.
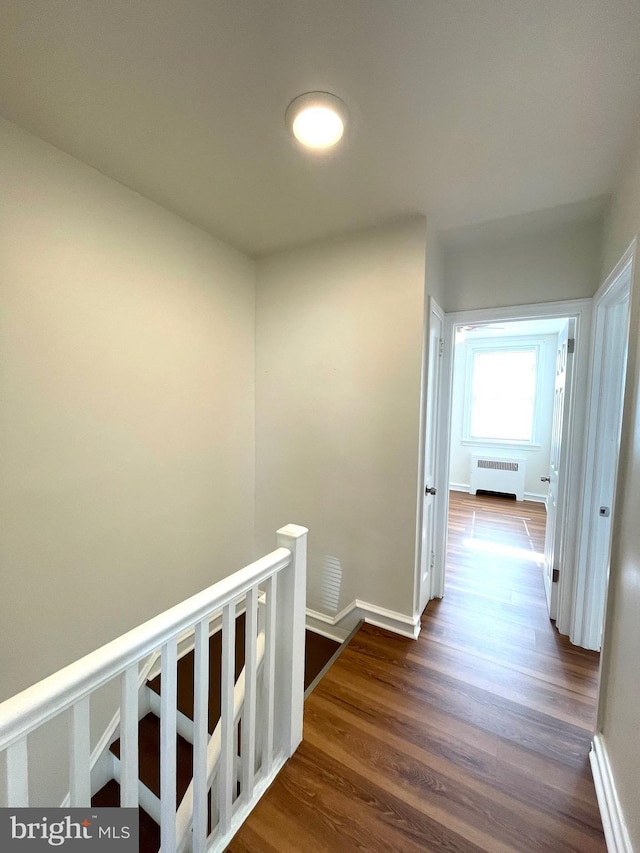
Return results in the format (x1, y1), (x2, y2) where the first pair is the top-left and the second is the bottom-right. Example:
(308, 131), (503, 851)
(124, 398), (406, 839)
(228, 492), (605, 852)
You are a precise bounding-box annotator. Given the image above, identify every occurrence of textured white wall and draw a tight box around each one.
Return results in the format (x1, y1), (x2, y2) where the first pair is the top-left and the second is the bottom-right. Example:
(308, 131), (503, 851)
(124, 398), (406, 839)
(0, 117), (256, 705)
(596, 130), (640, 849)
(449, 334), (557, 500)
(255, 218), (428, 620)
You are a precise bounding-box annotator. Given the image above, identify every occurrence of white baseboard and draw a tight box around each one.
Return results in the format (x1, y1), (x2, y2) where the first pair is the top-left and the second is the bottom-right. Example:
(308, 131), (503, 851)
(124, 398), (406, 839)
(357, 600), (420, 639)
(449, 483), (469, 492)
(306, 599), (420, 642)
(590, 734), (633, 853)
(305, 612), (350, 643)
(306, 603), (359, 642)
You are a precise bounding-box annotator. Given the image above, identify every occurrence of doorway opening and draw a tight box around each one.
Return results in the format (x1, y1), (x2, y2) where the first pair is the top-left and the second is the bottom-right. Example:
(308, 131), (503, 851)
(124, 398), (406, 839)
(447, 316), (572, 625)
(424, 298), (595, 645)
(422, 272), (633, 652)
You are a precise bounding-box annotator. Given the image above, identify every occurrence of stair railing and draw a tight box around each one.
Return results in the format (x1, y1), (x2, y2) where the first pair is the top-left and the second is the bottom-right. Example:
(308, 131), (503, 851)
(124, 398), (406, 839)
(0, 524), (308, 853)
(171, 631), (266, 853)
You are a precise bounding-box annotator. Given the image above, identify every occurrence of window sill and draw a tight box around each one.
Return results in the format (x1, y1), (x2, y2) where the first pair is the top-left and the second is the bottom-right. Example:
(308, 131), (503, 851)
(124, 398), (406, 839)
(461, 439), (542, 451)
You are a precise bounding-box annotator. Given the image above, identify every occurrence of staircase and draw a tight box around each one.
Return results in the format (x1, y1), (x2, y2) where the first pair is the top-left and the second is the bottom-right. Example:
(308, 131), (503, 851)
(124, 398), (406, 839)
(91, 617), (339, 852)
(0, 525), (313, 853)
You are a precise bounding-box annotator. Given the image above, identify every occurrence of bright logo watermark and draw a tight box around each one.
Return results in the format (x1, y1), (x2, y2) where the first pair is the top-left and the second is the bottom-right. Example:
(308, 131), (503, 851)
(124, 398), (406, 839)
(0, 809), (138, 850)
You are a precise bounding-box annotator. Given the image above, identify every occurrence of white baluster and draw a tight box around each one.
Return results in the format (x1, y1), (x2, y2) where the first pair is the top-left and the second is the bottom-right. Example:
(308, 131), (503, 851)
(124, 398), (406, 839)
(275, 525), (308, 756)
(120, 665), (139, 808)
(241, 587), (258, 801)
(6, 737), (29, 807)
(69, 696), (91, 807)
(192, 617), (209, 853)
(218, 602), (235, 834)
(160, 637), (178, 852)
(262, 574), (277, 776)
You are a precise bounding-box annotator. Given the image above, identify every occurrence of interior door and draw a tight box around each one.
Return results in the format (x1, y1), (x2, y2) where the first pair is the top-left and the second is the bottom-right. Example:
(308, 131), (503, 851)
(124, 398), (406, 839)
(418, 298), (443, 615)
(543, 320), (573, 619)
(580, 283), (630, 647)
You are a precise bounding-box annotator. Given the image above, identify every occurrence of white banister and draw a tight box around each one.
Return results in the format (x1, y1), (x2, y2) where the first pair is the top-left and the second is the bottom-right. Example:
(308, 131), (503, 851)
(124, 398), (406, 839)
(160, 638), (178, 852)
(219, 603), (235, 835)
(262, 573), (277, 776)
(6, 737), (29, 807)
(241, 586), (258, 801)
(69, 696), (91, 807)
(120, 664), (139, 808)
(173, 630), (266, 852)
(274, 525), (307, 756)
(0, 547), (291, 752)
(191, 617), (209, 853)
(0, 526), (308, 853)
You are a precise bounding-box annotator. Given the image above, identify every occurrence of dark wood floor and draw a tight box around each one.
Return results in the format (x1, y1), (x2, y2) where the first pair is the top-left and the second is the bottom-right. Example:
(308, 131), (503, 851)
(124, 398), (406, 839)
(229, 492), (606, 852)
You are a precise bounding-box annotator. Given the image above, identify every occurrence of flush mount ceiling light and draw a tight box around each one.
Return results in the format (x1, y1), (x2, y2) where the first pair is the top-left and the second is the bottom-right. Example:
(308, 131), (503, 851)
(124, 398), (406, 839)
(285, 91), (347, 149)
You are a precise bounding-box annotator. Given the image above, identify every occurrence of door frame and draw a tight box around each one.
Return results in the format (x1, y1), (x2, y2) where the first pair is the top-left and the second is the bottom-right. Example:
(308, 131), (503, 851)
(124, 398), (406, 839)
(543, 317), (575, 621)
(434, 298), (593, 636)
(413, 296), (445, 618)
(571, 241), (634, 650)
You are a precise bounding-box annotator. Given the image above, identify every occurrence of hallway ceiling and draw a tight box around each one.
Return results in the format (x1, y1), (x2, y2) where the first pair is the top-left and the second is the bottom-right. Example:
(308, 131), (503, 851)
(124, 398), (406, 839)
(1, 1), (640, 256)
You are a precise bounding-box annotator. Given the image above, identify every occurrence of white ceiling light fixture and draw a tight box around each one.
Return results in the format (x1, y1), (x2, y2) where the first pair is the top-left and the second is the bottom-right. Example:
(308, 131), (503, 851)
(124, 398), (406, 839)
(285, 91), (347, 150)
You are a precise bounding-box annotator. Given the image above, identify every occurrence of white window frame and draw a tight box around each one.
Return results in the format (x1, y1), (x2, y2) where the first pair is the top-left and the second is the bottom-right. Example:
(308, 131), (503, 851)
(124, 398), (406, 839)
(462, 339), (544, 449)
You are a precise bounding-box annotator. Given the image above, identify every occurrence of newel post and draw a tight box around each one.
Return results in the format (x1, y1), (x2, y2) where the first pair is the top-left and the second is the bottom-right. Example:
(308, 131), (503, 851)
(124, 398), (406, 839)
(275, 524), (308, 757)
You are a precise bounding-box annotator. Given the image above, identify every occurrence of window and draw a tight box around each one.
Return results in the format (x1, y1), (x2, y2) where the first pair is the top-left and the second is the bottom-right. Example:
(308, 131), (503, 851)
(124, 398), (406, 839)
(464, 344), (540, 445)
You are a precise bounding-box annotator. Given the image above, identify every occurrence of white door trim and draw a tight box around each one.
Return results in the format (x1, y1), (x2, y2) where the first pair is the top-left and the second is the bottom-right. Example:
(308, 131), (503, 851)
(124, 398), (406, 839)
(414, 296), (444, 619)
(436, 298), (593, 636)
(543, 319), (573, 621)
(571, 240), (635, 650)
(590, 734), (634, 853)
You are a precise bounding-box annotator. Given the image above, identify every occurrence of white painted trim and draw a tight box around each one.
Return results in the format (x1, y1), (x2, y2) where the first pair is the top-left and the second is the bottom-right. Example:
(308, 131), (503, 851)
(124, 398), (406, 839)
(414, 296), (445, 618)
(307, 600), (420, 642)
(438, 298), (593, 638)
(445, 298), (593, 327)
(358, 600), (420, 639)
(524, 492), (547, 504)
(63, 602), (249, 805)
(461, 338), (546, 447)
(148, 687), (195, 745)
(305, 612), (350, 643)
(595, 239), (637, 305)
(590, 735), (633, 853)
(59, 653), (157, 806)
(1, 547), (293, 754)
(211, 751), (288, 853)
(112, 754), (162, 825)
(572, 240), (635, 651)
(146, 591), (265, 681)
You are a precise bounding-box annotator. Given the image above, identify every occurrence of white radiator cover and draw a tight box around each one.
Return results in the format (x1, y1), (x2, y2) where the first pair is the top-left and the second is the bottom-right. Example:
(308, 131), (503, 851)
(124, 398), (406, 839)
(469, 455), (526, 501)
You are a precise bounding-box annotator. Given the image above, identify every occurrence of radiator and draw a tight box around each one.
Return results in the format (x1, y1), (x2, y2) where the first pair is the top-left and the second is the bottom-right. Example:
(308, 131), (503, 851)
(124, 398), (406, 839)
(469, 455), (526, 501)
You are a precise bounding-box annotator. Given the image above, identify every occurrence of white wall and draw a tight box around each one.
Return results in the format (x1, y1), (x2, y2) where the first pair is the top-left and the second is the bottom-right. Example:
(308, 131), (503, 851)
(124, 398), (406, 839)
(425, 221), (447, 308)
(449, 334), (557, 500)
(595, 131), (640, 849)
(0, 116), (256, 706)
(442, 218), (602, 312)
(255, 218), (429, 621)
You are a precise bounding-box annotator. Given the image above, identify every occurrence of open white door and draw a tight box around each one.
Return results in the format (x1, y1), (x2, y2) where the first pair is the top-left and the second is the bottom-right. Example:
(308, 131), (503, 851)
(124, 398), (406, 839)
(572, 252), (632, 649)
(542, 320), (574, 619)
(417, 298), (444, 616)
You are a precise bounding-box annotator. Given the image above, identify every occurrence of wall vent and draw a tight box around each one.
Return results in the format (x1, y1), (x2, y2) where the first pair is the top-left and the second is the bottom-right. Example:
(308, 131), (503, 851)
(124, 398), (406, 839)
(477, 459), (520, 472)
(470, 455), (526, 501)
